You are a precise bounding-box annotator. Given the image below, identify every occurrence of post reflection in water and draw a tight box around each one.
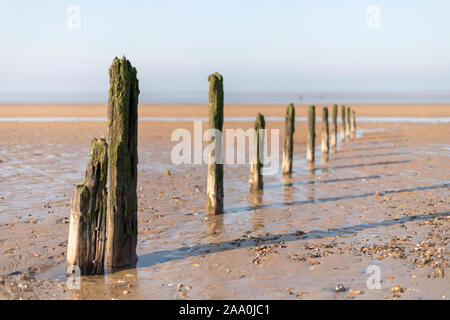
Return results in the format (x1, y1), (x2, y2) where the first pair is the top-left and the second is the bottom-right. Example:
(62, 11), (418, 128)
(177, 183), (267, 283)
(282, 173), (295, 204)
(65, 274), (107, 300)
(205, 213), (224, 236)
(105, 267), (138, 299)
(322, 153), (329, 165)
(250, 191), (264, 231)
(307, 170), (316, 202)
(306, 162), (315, 173)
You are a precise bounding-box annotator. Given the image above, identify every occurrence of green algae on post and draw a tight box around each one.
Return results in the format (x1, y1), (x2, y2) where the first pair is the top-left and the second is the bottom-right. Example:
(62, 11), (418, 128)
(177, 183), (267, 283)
(307, 105), (315, 163)
(106, 56), (139, 268)
(282, 103), (295, 174)
(67, 138), (108, 275)
(351, 109), (356, 138)
(346, 107), (351, 141)
(321, 107), (329, 160)
(249, 113), (265, 191)
(340, 105), (346, 143)
(331, 104), (338, 151)
(206, 72), (224, 215)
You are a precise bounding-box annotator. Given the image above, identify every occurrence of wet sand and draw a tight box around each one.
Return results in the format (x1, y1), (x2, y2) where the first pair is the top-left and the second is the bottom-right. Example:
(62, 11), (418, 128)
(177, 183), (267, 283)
(0, 103), (449, 299)
(1, 103), (450, 118)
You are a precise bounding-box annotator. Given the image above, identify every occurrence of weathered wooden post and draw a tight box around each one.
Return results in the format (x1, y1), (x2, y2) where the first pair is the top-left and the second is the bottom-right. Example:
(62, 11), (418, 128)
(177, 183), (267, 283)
(321, 107), (329, 161)
(306, 105), (315, 163)
(106, 57), (139, 268)
(351, 110), (356, 138)
(346, 107), (351, 140)
(206, 72), (224, 214)
(340, 105), (346, 143)
(249, 113), (265, 191)
(331, 104), (338, 151)
(282, 103), (295, 174)
(67, 138), (108, 275)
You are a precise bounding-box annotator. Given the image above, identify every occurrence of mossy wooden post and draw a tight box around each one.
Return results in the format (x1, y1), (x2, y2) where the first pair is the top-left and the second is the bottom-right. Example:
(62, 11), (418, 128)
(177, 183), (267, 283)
(306, 105), (315, 163)
(67, 138), (108, 275)
(106, 57), (139, 268)
(346, 107), (351, 140)
(331, 104), (338, 150)
(249, 113), (265, 191)
(282, 103), (295, 174)
(206, 73), (224, 215)
(321, 107), (329, 158)
(351, 110), (356, 138)
(340, 105), (346, 143)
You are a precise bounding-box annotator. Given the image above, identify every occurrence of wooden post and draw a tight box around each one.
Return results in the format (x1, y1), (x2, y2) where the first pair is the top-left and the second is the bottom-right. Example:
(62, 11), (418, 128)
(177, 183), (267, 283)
(321, 107), (329, 158)
(340, 105), (346, 143)
(351, 110), (356, 138)
(282, 103), (295, 174)
(331, 104), (338, 151)
(249, 113), (265, 191)
(106, 57), (139, 268)
(67, 138), (108, 275)
(206, 72), (224, 215)
(346, 107), (351, 140)
(306, 105), (315, 163)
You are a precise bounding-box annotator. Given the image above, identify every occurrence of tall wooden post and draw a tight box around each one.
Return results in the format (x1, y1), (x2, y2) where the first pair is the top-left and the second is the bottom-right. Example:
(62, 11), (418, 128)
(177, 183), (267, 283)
(321, 107), (329, 158)
(106, 57), (139, 268)
(249, 113), (265, 191)
(282, 103), (295, 174)
(340, 105), (346, 143)
(306, 105), (315, 163)
(346, 107), (351, 140)
(67, 138), (108, 275)
(351, 110), (356, 138)
(206, 73), (224, 215)
(331, 104), (338, 150)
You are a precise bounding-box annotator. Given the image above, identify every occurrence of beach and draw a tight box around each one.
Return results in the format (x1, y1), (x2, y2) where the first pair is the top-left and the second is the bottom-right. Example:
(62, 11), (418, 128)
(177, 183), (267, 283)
(0, 103), (449, 299)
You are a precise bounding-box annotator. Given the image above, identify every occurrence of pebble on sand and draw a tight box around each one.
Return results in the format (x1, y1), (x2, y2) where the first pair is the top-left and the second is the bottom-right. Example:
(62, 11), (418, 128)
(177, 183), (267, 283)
(335, 284), (346, 292)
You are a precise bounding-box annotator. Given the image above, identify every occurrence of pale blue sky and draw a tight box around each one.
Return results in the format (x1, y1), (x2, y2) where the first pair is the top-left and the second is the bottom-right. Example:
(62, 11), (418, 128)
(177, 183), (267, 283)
(1, 0), (449, 101)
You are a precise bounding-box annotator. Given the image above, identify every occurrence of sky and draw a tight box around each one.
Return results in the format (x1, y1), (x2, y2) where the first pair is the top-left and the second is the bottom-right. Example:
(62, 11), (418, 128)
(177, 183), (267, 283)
(0, 0), (450, 102)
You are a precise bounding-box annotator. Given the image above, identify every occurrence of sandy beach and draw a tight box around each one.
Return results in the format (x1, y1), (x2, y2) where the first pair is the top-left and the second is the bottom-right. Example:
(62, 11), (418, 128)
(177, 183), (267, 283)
(0, 103), (449, 299)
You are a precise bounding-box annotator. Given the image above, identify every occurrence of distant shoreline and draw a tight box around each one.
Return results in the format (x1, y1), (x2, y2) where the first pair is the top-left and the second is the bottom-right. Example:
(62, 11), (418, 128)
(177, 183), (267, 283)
(1, 92), (450, 104)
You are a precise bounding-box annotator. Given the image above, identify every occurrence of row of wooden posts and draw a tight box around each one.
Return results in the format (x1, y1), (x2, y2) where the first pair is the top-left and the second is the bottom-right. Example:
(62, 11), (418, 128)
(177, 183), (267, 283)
(206, 72), (357, 214)
(66, 58), (357, 276)
(67, 57), (139, 275)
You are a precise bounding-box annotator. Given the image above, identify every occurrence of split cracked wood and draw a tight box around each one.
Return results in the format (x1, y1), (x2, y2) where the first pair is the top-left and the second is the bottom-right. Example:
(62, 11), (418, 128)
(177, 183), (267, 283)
(67, 138), (108, 275)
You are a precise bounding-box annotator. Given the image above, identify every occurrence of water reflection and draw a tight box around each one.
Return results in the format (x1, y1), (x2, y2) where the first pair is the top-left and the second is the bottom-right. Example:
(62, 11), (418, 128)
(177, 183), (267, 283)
(282, 174), (295, 204)
(205, 214), (224, 236)
(307, 171), (316, 202)
(65, 274), (107, 300)
(105, 268), (138, 299)
(332, 145), (337, 155)
(250, 191), (264, 231)
(321, 153), (329, 165)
